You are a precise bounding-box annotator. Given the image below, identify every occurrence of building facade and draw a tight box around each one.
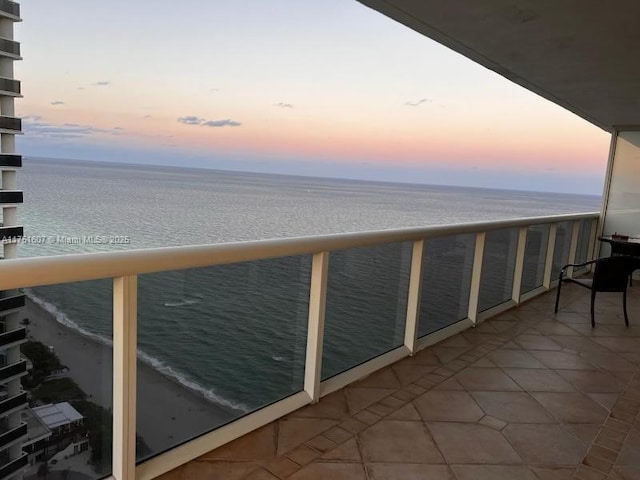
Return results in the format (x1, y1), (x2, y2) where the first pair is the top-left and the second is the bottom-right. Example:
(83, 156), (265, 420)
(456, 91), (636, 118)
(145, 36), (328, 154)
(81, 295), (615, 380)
(0, 1), (25, 480)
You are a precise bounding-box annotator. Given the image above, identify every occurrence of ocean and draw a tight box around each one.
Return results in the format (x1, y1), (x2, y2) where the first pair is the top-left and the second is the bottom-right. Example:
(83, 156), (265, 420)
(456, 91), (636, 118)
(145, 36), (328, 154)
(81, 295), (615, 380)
(18, 157), (601, 457)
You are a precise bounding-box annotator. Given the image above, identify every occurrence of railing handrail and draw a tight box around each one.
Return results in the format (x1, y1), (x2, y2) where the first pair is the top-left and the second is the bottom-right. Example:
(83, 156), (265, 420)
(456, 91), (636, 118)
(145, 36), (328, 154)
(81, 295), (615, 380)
(0, 211), (598, 290)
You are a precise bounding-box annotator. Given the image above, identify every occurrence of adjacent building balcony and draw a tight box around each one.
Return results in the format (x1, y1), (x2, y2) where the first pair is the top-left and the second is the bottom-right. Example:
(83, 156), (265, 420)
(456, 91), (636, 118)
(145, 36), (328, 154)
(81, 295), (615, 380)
(0, 293), (25, 314)
(0, 154), (20, 168)
(0, 115), (20, 133)
(0, 38), (19, 60)
(0, 225), (22, 242)
(0, 454), (27, 480)
(0, 0), (20, 21)
(0, 423), (26, 450)
(0, 328), (26, 349)
(0, 77), (20, 96)
(0, 360), (27, 384)
(0, 392), (27, 418)
(0, 190), (22, 204)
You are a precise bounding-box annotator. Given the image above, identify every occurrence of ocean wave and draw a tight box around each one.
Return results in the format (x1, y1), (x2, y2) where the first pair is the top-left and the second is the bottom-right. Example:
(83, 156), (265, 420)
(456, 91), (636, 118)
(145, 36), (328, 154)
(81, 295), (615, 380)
(25, 290), (250, 413)
(26, 289), (114, 348)
(164, 299), (200, 308)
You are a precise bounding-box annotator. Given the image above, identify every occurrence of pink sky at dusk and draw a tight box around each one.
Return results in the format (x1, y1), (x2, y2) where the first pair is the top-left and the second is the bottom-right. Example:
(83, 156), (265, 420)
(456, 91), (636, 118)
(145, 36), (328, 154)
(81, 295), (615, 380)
(15, 0), (611, 193)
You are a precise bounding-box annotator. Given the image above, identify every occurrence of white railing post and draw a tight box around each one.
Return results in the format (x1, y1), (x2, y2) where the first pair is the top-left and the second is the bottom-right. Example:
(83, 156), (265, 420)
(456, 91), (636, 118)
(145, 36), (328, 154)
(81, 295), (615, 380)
(113, 275), (138, 480)
(404, 240), (424, 353)
(468, 232), (486, 324)
(511, 227), (528, 305)
(543, 224), (558, 288)
(566, 220), (581, 278)
(304, 251), (329, 403)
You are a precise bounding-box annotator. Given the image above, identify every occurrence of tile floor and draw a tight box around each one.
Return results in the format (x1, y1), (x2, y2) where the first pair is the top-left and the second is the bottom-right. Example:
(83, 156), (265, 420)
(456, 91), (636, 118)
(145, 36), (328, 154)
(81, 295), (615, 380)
(158, 282), (640, 480)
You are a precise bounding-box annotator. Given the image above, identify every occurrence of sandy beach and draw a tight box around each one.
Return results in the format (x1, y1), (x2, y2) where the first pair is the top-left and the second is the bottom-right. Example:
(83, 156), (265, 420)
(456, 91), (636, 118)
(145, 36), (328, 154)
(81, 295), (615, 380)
(23, 297), (239, 456)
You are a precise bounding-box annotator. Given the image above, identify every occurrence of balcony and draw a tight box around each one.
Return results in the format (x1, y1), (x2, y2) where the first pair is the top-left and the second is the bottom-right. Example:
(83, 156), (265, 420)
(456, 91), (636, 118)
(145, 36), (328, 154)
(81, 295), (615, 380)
(0, 38), (20, 59)
(0, 225), (22, 242)
(3, 211), (629, 479)
(0, 190), (22, 204)
(0, 454), (26, 480)
(0, 293), (25, 313)
(0, 115), (20, 133)
(0, 328), (25, 349)
(0, 77), (20, 96)
(0, 392), (26, 418)
(0, 360), (26, 383)
(0, 0), (19, 21)
(0, 154), (20, 168)
(0, 423), (26, 449)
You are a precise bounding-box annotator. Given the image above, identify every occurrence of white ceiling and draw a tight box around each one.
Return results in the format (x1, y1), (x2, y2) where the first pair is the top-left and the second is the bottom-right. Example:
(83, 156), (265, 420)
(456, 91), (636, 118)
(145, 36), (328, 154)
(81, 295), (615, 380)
(358, 0), (640, 131)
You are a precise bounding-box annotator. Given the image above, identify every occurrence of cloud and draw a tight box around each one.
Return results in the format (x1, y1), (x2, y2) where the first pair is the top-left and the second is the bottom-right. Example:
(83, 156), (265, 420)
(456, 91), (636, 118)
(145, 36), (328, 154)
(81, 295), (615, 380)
(22, 115), (123, 139)
(77, 87), (85, 90)
(202, 119), (241, 127)
(143, 114), (152, 119)
(50, 100), (65, 106)
(405, 98), (430, 107)
(177, 115), (205, 125)
(177, 116), (242, 128)
(92, 81), (111, 86)
(274, 102), (293, 108)
(209, 88), (220, 93)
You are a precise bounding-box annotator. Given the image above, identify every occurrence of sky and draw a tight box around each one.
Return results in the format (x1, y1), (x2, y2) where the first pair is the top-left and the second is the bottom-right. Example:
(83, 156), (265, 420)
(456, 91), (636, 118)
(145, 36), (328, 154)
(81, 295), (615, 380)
(15, 0), (611, 194)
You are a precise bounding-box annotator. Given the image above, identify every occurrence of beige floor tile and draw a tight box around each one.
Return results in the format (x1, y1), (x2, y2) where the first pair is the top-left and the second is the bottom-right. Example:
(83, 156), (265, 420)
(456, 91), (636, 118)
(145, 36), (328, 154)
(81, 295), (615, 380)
(556, 369), (626, 393)
(182, 460), (262, 480)
(530, 466), (576, 479)
(502, 424), (587, 465)
(451, 465), (538, 480)
(455, 367), (522, 391)
(535, 322), (582, 336)
(580, 351), (638, 371)
(200, 423), (276, 460)
(616, 430), (640, 466)
(289, 391), (350, 420)
(428, 423), (521, 464)
(352, 367), (401, 389)
(359, 420), (444, 464)
(392, 364), (436, 385)
(529, 350), (597, 370)
(413, 390), (484, 422)
(531, 392), (609, 424)
(386, 403), (422, 421)
(433, 377), (465, 391)
(289, 462), (367, 480)
(514, 334), (563, 350)
(277, 418), (338, 455)
(503, 367), (576, 392)
(343, 387), (395, 415)
(486, 349), (547, 368)
(366, 464), (455, 480)
(321, 437), (361, 461)
(470, 391), (556, 423)
(434, 346), (470, 363)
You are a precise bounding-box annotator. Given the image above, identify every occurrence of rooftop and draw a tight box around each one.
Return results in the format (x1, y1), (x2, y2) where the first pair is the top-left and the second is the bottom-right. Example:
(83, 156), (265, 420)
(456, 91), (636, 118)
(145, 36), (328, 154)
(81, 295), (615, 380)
(32, 402), (83, 430)
(155, 281), (640, 480)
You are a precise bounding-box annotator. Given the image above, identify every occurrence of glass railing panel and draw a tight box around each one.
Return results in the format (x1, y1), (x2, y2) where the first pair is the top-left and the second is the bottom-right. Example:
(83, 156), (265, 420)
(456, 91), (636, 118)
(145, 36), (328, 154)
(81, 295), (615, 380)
(25, 279), (113, 478)
(418, 234), (475, 337)
(136, 255), (311, 462)
(574, 219), (592, 265)
(478, 228), (518, 312)
(521, 224), (550, 294)
(321, 242), (411, 380)
(551, 221), (572, 280)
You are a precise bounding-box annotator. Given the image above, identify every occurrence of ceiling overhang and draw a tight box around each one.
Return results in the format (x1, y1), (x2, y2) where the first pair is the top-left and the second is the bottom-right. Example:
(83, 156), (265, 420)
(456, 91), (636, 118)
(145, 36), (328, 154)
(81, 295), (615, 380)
(357, 0), (640, 132)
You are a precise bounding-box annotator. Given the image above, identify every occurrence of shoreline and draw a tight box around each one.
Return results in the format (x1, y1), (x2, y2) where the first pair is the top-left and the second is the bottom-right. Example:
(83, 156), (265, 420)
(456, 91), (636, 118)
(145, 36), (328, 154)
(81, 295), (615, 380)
(24, 297), (239, 454)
